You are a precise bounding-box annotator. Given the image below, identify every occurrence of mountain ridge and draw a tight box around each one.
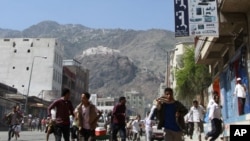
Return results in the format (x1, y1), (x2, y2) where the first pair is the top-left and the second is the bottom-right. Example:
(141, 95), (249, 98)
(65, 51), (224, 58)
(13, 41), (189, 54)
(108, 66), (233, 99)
(0, 21), (192, 102)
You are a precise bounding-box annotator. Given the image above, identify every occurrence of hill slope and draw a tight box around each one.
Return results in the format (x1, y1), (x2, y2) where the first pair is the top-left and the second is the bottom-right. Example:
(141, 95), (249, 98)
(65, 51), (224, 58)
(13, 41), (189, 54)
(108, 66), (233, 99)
(0, 21), (192, 101)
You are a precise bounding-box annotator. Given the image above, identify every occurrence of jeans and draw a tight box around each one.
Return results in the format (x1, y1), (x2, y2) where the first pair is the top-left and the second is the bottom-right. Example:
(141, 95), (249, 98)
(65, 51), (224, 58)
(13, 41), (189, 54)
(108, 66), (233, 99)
(8, 125), (14, 141)
(112, 123), (126, 141)
(79, 128), (95, 141)
(54, 124), (70, 141)
(206, 118), (222, 141)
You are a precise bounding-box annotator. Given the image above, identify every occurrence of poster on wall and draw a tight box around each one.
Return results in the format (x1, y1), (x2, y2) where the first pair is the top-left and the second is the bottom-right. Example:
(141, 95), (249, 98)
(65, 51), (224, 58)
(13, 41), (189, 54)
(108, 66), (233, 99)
(175, 0), (219, 37)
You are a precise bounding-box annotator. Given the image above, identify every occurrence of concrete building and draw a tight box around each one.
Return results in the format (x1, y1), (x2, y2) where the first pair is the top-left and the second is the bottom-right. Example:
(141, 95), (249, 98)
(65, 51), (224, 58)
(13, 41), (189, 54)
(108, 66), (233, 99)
(171, 42), (194, 89)
(124, 89), (146, 117)
(96, 97), (116, 113)
(0, 38), (63, 101)
(194, 0), (250, 139)
(62, 59), (89, 106)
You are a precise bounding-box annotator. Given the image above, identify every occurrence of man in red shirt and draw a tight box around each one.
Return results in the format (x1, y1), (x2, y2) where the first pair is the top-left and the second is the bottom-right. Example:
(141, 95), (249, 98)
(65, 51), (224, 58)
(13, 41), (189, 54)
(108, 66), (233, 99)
(112, 96), (127, 141)
(47, 88), (74, 141)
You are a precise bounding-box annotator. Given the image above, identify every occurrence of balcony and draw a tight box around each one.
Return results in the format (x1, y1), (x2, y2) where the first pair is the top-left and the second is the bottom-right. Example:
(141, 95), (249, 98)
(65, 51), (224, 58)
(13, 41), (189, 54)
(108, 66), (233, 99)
(195, 0), (248, 65)
(220, 0), (250, 13)
(195, 37), (217, 64)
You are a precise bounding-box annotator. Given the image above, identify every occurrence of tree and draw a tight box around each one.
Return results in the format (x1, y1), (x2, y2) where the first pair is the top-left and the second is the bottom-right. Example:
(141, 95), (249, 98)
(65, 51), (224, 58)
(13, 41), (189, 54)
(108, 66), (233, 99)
(175, 46), (211, 105)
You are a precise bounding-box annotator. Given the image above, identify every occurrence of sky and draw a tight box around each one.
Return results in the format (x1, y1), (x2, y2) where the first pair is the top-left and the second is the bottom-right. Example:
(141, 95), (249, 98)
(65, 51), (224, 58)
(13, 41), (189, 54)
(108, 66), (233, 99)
(0, 0), (174, 31)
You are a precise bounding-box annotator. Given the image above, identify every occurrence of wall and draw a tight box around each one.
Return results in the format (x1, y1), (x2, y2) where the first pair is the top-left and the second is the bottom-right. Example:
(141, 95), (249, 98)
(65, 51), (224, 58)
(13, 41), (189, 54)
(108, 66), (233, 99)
(0, 38), (63, 100)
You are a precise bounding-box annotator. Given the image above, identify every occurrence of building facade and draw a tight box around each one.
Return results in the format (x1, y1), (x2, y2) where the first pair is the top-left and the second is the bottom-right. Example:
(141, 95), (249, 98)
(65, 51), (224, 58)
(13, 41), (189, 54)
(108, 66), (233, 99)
(194, 0), (250, 139)
(0, 38), (63, 101)
(62, 59), (89, 106)
(124, 89), (146, 117)
(96, 97), (116, 113)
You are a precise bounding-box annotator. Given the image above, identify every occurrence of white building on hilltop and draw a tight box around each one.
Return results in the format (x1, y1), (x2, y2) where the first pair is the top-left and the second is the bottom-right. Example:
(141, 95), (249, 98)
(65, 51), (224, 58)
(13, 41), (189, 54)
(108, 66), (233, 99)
(0, 38), (63, 101)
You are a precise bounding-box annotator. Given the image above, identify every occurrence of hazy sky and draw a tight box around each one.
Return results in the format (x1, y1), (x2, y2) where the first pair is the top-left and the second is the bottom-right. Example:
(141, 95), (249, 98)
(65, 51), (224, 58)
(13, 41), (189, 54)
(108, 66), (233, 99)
(0, 0), (174, 31)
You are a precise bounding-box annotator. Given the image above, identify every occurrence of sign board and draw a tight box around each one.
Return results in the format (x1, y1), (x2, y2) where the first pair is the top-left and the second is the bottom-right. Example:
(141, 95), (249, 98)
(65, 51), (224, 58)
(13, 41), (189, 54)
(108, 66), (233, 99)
(175, 0), (189, 37)
(175, 0), (219, 37)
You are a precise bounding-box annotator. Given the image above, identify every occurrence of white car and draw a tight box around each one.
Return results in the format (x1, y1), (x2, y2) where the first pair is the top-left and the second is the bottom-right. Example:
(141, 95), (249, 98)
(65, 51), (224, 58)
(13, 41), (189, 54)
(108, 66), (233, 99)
(151, 125), (164, 141)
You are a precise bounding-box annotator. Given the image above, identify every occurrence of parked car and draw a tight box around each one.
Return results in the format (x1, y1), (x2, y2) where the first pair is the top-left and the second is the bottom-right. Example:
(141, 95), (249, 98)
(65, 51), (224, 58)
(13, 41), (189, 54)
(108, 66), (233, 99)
(151, 125), (164, 141)
(97, 115), (106, 128)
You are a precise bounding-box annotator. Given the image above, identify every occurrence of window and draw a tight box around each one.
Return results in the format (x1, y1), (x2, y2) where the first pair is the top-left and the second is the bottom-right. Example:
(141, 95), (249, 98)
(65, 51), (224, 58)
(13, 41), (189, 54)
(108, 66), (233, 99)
(23, 39), (29, 41)
(13, 66), (15, 69)
(14, 49), (17, 53)
(26, 67), (29, 71)
(13, 42), (16, 47)
(30, 42), (33, 47)
(27, 49), (30, 53)
(4, 39), (10, 41)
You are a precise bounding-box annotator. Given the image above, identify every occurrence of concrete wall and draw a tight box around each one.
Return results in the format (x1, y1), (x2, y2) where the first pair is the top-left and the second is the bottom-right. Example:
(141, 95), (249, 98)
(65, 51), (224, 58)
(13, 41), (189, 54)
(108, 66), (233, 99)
(0, 38), (63, 100)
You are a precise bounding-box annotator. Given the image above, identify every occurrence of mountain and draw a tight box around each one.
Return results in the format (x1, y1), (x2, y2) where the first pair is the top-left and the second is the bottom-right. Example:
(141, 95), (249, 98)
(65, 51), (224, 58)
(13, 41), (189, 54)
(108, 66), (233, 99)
(0, 21), (192, 102)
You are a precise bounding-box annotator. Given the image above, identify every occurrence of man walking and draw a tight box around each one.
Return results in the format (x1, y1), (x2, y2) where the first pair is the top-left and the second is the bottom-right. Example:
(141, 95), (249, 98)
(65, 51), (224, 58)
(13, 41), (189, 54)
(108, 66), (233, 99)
(5, 105), (23, 141)
(75, 91), (102, 141)
(144, 111), (154, 141)
(156, 87), (188, 141)
(188, 100), (205, 140)
(112, 96), (127, 141)
(47, 88), (74, 141)
(205, 95), (222, 141)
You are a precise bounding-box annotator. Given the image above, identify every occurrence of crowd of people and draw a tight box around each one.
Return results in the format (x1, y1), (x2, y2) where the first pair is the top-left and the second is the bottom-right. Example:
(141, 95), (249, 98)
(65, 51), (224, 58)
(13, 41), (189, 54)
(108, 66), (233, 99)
(2, 86), (227, 141)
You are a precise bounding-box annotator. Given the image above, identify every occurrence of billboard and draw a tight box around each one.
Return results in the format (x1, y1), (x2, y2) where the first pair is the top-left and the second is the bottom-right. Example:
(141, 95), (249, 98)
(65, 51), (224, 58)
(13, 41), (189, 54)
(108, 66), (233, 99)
(175, 0), (219, 37)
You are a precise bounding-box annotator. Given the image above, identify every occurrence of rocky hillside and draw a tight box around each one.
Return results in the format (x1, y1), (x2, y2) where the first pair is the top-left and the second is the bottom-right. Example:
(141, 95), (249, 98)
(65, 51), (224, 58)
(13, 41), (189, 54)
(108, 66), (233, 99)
(0, 21), (192, 102)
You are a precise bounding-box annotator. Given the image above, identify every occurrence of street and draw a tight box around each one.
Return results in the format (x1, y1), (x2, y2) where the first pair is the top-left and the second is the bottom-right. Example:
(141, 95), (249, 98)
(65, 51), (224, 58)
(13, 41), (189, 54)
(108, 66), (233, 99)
(0, 130), (223, 141)
(0, 130), (55, 141)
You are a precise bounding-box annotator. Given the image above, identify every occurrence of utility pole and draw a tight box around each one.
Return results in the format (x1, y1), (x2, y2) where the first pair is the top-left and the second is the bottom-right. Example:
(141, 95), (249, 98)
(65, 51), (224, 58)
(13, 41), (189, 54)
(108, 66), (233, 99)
(24, 56), (47, 114)
(165, 48), (178, 87)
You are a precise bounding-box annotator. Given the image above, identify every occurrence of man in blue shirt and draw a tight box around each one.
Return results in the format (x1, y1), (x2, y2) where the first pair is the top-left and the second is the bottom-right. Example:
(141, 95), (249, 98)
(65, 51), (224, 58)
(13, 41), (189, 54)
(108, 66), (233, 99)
(156, 87), (188, 141)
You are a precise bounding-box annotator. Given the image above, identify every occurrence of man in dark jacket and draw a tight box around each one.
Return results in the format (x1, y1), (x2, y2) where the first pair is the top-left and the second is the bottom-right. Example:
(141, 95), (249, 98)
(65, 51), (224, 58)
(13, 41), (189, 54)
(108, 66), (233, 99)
(156, 87), (188, 141)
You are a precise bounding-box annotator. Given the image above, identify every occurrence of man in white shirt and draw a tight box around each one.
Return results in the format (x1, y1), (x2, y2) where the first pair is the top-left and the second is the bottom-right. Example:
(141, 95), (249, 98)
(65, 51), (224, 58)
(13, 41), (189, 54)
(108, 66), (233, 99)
(144, 111), (155, 141)
(188, 100), (205, 140)
(234, 77), (246, 115)
(205, 95), (222, 141)
(131, 114), (142, 141)
(184, 112), (193, 139)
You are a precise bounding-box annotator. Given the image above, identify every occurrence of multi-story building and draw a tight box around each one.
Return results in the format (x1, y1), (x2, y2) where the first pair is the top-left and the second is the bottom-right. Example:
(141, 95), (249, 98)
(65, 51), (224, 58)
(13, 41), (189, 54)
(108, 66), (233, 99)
(96, 97), (116, 113)
(194, 0), (250, 139)
(0, 38), (63, 101)
(170, 42), (193, 89)
(124, 89), (146, 117)
(168, 42), (194, 105)
(62, 59), (89, 106)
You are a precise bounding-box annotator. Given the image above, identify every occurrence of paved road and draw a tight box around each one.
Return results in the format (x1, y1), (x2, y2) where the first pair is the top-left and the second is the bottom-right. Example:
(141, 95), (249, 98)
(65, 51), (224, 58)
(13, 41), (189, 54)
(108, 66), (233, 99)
(0, 131), (222, 141)
(0, 130), (55, 141)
